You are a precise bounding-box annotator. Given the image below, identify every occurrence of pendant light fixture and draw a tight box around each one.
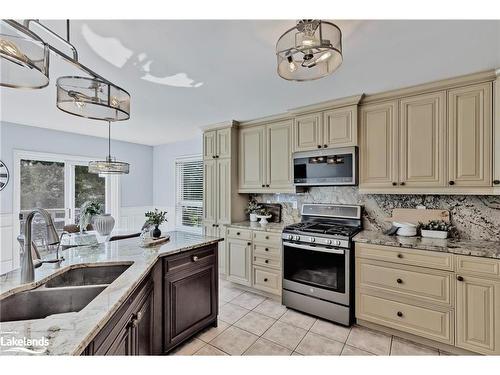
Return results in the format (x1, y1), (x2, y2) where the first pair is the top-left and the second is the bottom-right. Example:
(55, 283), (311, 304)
(276, 20), (343, 81)
(0, 19), (130, 121)
(88, 121), (130, 175)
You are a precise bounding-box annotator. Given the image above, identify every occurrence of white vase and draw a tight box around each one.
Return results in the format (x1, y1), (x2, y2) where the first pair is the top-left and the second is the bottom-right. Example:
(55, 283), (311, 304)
(93, 214), (115, 236)
(249, 213), (258, 222)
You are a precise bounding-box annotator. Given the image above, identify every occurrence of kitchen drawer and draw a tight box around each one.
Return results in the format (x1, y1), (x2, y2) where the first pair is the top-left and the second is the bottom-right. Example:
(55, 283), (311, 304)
(253, 231), (282, 246)
(357, 259), (452, 305)
(355, 243), (454, 271)
(226, 227), (252, 241)
(253, 243), (281, 258)
(357, 291), (453, 345)
(252, 266), (281, 295)
(164, 246), (216, 274)
(253, 254), (281, 270)
(456, 255), (500, 280)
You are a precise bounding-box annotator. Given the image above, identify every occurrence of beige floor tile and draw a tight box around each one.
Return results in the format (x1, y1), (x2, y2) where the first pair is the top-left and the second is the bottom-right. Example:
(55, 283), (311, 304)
(219, 286), (244, 303)
(295, 332), (344, 355)
(346, 326), (392, 355)
(211, 326), (259, 355)
(219, 303), (250, 324)
(170, 338), (205, 355)
(253, 298), (288, 319)
(262, 321), (307, 350)
(194, 344), (228, 356)
(390, 337), (439, 356)
(234, 311), (276, 336)
(196, 320), (230, 342)
(341, 345), (373, 356)
(244, 338), (292, 356)
(278, 309), (317, 330)
(230, 292), (266, 310)
(310, 319), (351, 343)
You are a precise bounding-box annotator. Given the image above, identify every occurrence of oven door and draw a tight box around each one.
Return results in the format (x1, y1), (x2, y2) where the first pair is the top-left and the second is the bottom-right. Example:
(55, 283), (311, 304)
(282, 241), (350, 305)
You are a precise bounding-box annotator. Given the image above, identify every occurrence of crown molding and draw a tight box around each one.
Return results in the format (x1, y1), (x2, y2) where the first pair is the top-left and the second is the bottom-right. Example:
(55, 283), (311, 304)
(200, 120), (239, 131)
(287, 94), (364, 114)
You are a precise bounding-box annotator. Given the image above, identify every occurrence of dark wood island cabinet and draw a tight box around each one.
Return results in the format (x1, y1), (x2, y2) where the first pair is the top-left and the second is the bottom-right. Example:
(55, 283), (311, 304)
(82, 244), (218, 355)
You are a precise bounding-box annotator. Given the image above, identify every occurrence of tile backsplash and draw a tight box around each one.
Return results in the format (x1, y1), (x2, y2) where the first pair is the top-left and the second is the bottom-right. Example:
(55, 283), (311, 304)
(256, 187), (500, 241)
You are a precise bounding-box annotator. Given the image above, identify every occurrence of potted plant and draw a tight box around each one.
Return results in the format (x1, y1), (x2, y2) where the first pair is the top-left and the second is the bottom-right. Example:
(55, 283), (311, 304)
(245, 199), (262, 222)
(419, 220), (454, 239)
(256, 207), (272, 225)
(79, 200), (103, 233)
(145, 209), (168, 238)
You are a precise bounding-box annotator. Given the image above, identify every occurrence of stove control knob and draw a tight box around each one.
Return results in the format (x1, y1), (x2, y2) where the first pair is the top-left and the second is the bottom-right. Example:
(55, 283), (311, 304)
(309, 237), (315, 243)
(325, 239), (332, 245)
(294, 235), (300, 241)
(287, 234), (293, 240)
(333, 240), (341, 246)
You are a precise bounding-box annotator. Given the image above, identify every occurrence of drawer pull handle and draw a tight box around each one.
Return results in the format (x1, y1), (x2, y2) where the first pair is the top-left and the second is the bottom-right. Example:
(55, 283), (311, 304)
(396, 278), (403, 284)
(192, 255), (199, 262)
(397, 311), (403, 317)
(457, 275), (464, 282)
(264, 278), (268, 282)
(265, 260), (269, 264)
(397, 253), (403, 259)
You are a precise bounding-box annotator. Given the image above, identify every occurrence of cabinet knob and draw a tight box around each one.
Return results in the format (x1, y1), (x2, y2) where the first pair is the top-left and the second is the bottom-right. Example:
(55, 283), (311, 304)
(212, 155), (216, 159)
(265, 259), (269, 264)
(392, 182), (397, 186)
(457, 275), (464, 282)
(262, 184), (265, 187)
(264, 278), (268, 282)
(400, 182), (405, 186)
(247, 242), (251, 246)
(266, 184), (270, 187)
(397, 253), (403, 259)
(192, 255), (199, 262)
(212, 224), (216, 227)
(265, 248), (269, 251)
(236, 232), (240, 235)
(323, 145), (328, 148)
(449, 181), (455, 186)
(396, 278), (403, 284)
(493, 180), (500, 185)
(317, 145), (322, 149)
(397, 311), (403, 317)
(215, 155), (219, 158)
(265, 236), (269, 240)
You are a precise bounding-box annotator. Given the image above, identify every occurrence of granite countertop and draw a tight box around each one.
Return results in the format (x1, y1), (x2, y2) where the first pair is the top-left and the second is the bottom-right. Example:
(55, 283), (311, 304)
(354, 230), (500, 260)
(225, 221), (286, 233)
(0, 231), (223, 356)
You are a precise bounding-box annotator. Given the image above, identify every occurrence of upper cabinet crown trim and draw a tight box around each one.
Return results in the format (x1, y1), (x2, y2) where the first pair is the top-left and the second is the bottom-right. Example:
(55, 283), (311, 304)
(361, 70), (496, 105)
(288, 94), (364, 115)
(200, 120), (239, 131)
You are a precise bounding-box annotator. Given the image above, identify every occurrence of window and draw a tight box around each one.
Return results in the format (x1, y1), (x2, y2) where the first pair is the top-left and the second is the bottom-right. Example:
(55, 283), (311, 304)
(175, 156), (203, 233)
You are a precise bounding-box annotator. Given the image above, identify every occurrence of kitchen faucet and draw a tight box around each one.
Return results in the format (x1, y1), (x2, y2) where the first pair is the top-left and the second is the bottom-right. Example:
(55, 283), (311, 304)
(19, 208), (61, 283)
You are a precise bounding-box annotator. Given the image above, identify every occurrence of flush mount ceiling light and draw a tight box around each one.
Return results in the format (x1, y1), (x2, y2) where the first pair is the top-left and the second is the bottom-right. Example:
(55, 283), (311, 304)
(0, 19), (130, 121)
(88, 121), (130, 175)
(276, 19), (342, 81)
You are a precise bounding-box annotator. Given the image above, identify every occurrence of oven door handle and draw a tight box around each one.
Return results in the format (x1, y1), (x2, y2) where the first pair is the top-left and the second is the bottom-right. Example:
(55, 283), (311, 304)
(283, 241), (345, 255)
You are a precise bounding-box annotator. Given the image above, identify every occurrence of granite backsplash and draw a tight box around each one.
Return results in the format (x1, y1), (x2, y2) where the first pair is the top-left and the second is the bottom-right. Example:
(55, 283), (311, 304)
(254, 187), (500, 241)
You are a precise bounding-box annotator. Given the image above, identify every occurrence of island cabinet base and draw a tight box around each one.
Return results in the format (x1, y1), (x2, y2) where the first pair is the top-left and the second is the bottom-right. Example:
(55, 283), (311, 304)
(82, 244), (218, 356)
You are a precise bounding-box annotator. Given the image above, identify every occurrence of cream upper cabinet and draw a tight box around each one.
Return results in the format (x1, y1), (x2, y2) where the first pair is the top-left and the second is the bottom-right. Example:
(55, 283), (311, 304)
(359, 101), (399, 188)
(216, 127), (232, 159)
(226, 238), (252, 286)
(323, 105), (358, 148)
(293, 112), (323, 151)
(239, 126), (266, 190)
(203, 130), (217, 160)
(494, 76), (500, 188)
(399, 92), (446, 187)
(216, 158), (231, 224)
(448, 83), (492, 187)
(456, 274), (500, 355)
(266, 120), (293, 190)
(202, 159), (217, 222)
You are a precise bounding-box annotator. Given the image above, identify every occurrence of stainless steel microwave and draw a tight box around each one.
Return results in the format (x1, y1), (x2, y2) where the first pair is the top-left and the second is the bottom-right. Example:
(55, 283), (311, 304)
(293, 146), (358, 186)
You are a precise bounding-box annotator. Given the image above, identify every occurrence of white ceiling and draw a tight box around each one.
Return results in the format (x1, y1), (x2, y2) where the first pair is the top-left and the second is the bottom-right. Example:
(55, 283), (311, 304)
(1, 20), (499, 146)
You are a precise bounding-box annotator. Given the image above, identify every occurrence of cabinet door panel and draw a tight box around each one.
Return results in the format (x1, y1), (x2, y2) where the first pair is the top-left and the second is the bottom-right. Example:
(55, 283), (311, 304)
(216, 158), (231, 223)
(203, 131), (217, 160)
(216, 128), (232, 159)
(226, 238), (252, 286)
(267, 120), (293, 190)
(203, 160), (217, 222)
(448, 83), (492, 187)
(132, 289), (154, 355)
(360, 101), (399, 187)
(107, 326), (133, 355)
(399, 92), (446, 187)
(456, 275), (500, 354)
(239, 126), (265, 190)
(323, 106), (357, 147)
(293, 113), (322, 151)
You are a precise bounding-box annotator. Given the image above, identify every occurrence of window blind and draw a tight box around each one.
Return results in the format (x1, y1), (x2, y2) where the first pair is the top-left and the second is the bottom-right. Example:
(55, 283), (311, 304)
(175, 156), (203, 232)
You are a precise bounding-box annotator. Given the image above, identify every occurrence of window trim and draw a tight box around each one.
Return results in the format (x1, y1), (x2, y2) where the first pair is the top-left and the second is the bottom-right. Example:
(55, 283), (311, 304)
(174, 154), (203, 234)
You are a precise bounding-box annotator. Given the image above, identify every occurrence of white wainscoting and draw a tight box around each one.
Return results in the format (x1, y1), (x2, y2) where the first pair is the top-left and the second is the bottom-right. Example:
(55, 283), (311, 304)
(119, 206), (175, 233)
(0, 213), (15, 275)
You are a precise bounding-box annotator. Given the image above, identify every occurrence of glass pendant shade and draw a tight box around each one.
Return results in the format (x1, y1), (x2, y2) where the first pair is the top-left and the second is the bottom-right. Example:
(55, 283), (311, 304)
(56, 76), (130, 121)
(88, 157), (130, 175)
(0, 33), (49, 89)
(276, 20), (342, 81)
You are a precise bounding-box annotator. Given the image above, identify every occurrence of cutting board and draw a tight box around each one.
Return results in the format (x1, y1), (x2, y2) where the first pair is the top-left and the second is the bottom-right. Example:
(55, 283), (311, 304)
(384, 208), (449, 225)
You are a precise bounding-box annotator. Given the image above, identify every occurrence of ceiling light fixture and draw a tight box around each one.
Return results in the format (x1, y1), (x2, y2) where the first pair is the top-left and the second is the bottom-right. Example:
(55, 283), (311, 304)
(276, 19), (343, 81)
(88, 121), (130, 175)
(0, 19), (130, 121)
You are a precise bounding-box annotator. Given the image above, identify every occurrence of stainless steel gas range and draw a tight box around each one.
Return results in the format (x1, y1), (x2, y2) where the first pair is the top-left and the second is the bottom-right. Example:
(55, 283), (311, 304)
(281, 203), (362, 326)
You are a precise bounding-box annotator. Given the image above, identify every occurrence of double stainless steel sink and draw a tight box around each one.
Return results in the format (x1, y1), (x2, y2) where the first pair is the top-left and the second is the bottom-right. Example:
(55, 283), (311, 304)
(0, 264), (131, 322)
